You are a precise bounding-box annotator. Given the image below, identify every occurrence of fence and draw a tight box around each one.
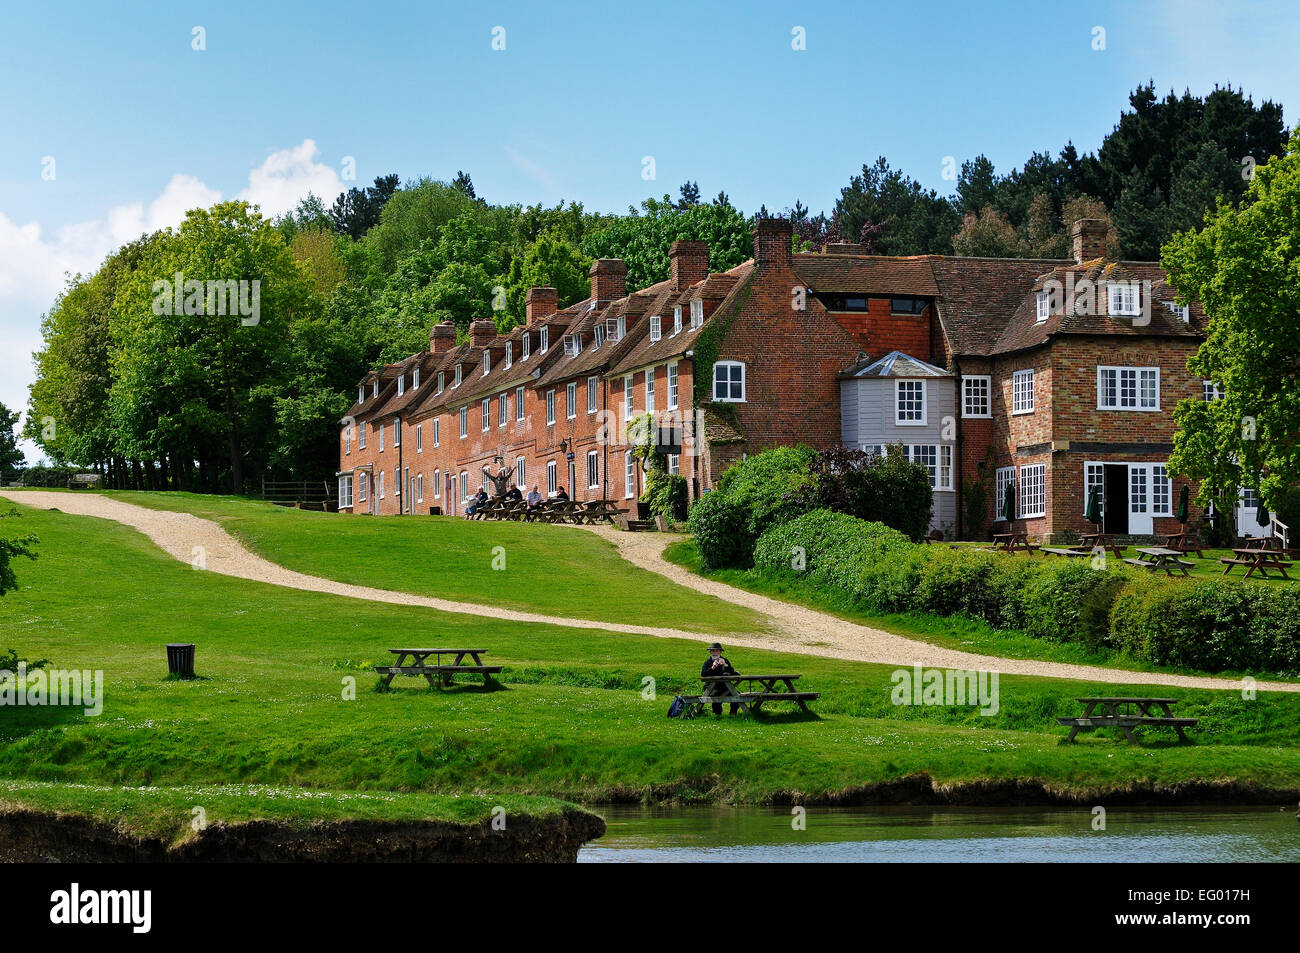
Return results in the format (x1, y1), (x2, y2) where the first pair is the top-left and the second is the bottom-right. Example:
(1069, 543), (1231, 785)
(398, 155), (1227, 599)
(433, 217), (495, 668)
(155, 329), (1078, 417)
(260, 478), (335, 504)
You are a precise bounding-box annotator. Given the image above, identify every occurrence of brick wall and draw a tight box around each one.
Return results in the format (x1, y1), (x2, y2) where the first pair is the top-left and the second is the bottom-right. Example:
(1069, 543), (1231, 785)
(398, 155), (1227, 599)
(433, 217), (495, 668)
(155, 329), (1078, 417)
(825, 299), (932, 360)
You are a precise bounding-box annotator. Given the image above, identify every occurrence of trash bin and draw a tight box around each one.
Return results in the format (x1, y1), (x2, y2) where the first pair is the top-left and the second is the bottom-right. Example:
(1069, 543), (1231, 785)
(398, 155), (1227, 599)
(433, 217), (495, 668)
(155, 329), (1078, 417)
(166, 643), (196, 678)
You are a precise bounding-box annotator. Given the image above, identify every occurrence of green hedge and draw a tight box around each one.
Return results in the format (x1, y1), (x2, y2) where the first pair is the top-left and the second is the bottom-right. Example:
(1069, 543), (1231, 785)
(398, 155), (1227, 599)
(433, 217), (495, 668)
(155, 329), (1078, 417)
(749, 511), (1300, 675)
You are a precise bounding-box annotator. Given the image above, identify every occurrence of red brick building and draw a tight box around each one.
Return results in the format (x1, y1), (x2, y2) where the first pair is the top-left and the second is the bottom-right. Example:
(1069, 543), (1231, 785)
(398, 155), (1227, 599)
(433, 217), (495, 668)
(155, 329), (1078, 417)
(337, 217), (1229, 542)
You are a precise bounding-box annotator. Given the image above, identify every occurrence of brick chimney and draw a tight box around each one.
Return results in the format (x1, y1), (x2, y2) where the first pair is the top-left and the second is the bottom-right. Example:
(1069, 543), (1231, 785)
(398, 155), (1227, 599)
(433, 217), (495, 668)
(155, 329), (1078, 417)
(429, 321), (457, 353)
(754, 218), (792, 269)
(589, 259), (627, 304)
(1072, 218), (1109, 264)
(525, 286), (558, 325)
(469, 319), (497, 348)
(669, 240), (709, 290)
(824, 242), (868, 256)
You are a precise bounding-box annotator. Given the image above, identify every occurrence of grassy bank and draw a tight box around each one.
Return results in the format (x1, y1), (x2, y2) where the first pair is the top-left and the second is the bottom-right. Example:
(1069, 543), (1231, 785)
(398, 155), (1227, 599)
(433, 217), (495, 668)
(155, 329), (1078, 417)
(2, 502), (1300, 807)
(87, 490), (763, 635)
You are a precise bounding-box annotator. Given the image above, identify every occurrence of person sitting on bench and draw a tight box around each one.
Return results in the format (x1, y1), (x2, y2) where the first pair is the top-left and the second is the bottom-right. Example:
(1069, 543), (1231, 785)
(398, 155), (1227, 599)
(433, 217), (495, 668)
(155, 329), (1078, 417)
(465, 488), (488, 518)
(504, 484), (522, 502)
(526, 485), (543, 509)
(553, 485), (570, 503)
(702, 642), (741, 716)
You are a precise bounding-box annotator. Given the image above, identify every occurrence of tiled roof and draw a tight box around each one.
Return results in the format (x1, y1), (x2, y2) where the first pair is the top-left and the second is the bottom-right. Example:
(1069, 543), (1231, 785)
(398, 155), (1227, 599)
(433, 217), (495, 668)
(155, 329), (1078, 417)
(794, 253), (940, 296)
(702, 406), (746, 445)
(928, 257), (1068, 357)
(535, 283), (675, 387)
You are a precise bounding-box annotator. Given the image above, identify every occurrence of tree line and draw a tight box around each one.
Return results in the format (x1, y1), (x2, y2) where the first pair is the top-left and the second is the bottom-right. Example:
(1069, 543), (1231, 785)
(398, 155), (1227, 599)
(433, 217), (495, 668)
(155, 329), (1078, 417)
(11, 83), (1288, 495)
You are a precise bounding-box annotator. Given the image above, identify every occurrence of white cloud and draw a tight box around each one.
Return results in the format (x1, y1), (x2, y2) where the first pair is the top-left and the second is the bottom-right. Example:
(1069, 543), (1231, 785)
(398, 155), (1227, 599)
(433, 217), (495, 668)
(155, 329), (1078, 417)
(0, 140), (339, 465)
(238, 139), (343, 217)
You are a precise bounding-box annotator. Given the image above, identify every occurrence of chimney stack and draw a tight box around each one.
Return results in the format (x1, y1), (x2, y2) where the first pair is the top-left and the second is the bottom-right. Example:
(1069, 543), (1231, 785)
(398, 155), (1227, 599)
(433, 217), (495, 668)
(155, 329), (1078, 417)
(469, 319), (497, 348)
(429, 321), (457, 353)
(669, 240), (710, 290)
(589, 259), (627, 304)
(525, 286), (558, 325)
(754, 218), (793, 269)
(1072, 219), (1109, 264)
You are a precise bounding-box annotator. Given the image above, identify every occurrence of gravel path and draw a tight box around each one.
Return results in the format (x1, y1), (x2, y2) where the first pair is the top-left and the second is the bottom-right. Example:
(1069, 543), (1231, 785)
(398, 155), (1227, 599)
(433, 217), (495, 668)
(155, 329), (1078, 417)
(6, 490), (1298, 693)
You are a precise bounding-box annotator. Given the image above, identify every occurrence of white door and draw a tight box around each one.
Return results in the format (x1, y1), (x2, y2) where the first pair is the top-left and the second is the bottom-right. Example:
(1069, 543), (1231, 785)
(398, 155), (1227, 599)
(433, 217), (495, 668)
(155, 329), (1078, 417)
(1237, 487), (1273, 538)
(1128, 465), (1152, 535)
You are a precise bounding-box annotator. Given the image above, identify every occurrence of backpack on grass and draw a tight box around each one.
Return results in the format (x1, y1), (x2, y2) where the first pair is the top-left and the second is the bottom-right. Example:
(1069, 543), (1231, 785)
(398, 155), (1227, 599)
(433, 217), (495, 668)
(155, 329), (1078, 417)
(667, 695), (685, 718)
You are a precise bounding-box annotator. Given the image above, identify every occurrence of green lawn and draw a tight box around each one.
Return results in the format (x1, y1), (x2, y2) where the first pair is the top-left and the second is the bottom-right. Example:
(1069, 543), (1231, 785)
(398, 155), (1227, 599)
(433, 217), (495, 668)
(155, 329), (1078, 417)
(89, 490), (763, 635)
(2, 501), (1300, 811)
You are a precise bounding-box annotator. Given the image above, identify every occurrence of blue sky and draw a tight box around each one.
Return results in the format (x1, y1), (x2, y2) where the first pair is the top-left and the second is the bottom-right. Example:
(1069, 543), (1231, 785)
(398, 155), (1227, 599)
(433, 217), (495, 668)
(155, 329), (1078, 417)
(2, 0), (1298, 458)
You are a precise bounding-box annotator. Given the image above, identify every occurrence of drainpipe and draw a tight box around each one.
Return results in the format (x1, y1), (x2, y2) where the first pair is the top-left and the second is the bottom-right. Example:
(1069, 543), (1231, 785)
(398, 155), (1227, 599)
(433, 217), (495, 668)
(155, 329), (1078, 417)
(396, 416), (404, 515)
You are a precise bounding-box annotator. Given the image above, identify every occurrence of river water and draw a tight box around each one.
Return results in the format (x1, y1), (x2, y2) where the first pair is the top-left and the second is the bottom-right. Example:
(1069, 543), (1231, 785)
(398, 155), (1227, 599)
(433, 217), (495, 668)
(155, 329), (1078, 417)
(578, 804), (1300, 863)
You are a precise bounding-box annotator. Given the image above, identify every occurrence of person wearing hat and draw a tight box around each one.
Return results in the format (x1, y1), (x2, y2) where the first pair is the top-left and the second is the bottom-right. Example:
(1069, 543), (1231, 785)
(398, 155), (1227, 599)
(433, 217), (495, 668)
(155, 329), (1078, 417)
(701, 643), (741, 716)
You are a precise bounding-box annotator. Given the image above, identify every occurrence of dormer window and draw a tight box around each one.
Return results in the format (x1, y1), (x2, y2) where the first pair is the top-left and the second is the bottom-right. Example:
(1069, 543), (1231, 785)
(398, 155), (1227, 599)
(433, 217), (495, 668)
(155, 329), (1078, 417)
(605, 317), (620, 342)
(690, 299), (703, 329)
(483, 350), (490, 375)
(1164, 301), (1190, 323)
(412, 367), (419, 389)
(505, 342), (513, 367)
(373, 379), (379, 398)
(437, 371), (444, 394)
(673, 307), (682, 335)
(1107, 282), (1141, 316)
(650, 315), (662, 342)
(564, 333), (581, 356)
(617, 315), (626, 340)
(359, 385), (365, 404)
(522, 332), (531, 359)
(454, 364), (462, 387)
(540, 327), (549, 353)
(397, 374), (405, 397)
(594, 324), (605, 348)
(1036, 291), (1050, 323)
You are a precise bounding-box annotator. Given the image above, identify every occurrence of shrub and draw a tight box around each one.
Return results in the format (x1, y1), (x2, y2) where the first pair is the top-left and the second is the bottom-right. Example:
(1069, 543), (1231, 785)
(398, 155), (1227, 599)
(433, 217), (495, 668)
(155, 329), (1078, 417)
(689, 446), (817, 568)
(912, 547), (1004, 622)
(642, 471), (688, 521)
(1019, 561), (1125, 649)
(804, 445), (933, 542)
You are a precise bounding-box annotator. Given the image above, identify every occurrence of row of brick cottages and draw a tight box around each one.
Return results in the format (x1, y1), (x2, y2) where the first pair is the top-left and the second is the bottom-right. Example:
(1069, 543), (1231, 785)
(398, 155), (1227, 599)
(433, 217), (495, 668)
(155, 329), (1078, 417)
(335, 217), (1260, 542)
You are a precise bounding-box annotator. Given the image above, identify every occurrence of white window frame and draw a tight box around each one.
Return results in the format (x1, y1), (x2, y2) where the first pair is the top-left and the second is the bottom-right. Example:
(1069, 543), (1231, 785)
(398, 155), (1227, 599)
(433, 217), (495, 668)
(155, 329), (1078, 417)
(397, 373), (405, 397)
(646, 366), (656, 414)
(546, 459), (558, 495)
(344, 426), (351, 455)
(1203, 381), (1224, 402)
(417, 473), (423, 503)
(586, 449), (599, 488)
(437, 371), (444, 394)
(712, 361), (745, 402)
(624, 451), (636, 499)
(1019, 464), (1046, 518)
(516, 385), (525, 422)
(649, 315), (661, 342)
(515, 456), (526, 489)
(938, 445), (953, 492)
(546, 389), (556, 426)
(378, 423), (385, 452)
(623, 375), (634, 421)
(358, 471), (367, 502)
(962, 375), (991, 418)
(378, 470), (385, 500)
(895, 379), (927, 425)
(373, 379), (379, 398)
(499, 393), (508, 428)
(673, 306), (682, 335)
(690, 299), (703, 329)
(483, 350), (491, 375)
(433, 469), (441, 499)
(1097, 366), (1160, 411)
(412, 366), (419, 390)
(359, 385), (365, 404)
(587, 376), (598, 414)
(359, 421), (366, 449)
(433, 418), (440, 447)
(1035, 291), (1050, 323)
(416, 423), (422, 453)
(505, 342), (512, 368)
(567, 381), (577, 419)
(481, 398), (490, 432)
(667, 362), (679, 410)
(1012, 369), (1035, 415)
(522, 332), (530, 360)
(1107, 282), (1141, 317)
(459, 406), (468, 439)
(454, 364), (462, 388)
(393, 417), (400, 447)
(338, 474), (353, 509)
(994, 466), (1014, 521)
(540, 327), (549, 353)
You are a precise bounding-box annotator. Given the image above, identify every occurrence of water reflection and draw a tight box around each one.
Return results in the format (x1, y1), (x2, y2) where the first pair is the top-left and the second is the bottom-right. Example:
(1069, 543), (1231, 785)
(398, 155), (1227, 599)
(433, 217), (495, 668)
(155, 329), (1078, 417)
(579, 805), (1300, 863)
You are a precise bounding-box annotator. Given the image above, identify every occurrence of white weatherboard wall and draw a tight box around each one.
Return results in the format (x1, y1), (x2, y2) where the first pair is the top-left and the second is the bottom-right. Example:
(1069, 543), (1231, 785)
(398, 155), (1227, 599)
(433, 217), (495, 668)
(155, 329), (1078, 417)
(840, 375), (957, 537)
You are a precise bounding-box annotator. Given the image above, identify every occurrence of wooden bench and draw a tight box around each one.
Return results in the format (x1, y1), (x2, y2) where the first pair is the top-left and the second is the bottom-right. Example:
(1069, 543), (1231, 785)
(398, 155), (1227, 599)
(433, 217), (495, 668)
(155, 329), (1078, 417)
(1221, 547), (1292, 580)
(1041, 547), (1091, 559)
(67, 473), (102, 490)
(1127, 547), (1194, 576)
(1058, 697), (1197, 744)
(375, 648), (502, 690)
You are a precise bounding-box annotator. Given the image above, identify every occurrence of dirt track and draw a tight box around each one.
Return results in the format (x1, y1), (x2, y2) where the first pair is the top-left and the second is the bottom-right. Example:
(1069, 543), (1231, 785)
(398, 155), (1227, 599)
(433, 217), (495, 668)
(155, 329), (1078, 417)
(5, 490), (1298, 693)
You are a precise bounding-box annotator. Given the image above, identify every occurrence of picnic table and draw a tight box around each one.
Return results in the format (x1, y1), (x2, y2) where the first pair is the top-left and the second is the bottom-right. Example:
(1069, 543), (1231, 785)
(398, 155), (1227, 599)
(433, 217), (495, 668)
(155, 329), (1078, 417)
(1077, 532), (1123, 558)
(1057, 697), (1198, 744)
(1162, 532), (1205, 558)
(679, 674), (818, 717)
(571, 500), (622, 524)
(1125, 546), (1193, 576)
(984, 532), (1039, 555)
(1221, 543), (1292, 579)
(375, 648), (502, 690)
